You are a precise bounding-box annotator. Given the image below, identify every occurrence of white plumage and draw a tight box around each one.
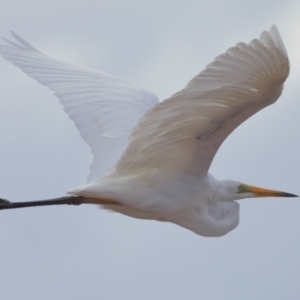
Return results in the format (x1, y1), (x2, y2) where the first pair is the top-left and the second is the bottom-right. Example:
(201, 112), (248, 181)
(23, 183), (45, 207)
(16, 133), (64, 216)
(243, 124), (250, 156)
(0, 26), (294, 237)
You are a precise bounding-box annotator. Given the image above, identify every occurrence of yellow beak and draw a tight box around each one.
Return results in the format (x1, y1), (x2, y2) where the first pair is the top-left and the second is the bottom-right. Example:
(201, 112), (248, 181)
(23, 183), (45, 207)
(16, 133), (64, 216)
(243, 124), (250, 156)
(249, 186), (298, 198)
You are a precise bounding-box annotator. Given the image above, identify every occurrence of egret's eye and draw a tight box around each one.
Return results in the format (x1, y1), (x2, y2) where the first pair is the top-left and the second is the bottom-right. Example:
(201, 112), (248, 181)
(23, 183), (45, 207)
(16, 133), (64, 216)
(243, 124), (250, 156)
(238, 185), (245, 193)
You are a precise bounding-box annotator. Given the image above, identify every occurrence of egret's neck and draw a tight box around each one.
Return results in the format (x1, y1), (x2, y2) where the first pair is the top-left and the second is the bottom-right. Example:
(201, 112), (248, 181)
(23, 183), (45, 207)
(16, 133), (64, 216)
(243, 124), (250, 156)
(175, 176), (240, 237)
(202, 177), (240, 236)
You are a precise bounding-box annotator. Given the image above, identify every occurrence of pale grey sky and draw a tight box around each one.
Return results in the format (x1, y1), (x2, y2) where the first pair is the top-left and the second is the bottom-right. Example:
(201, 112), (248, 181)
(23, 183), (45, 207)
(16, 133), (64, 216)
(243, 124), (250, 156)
(1, 1), (300, 299)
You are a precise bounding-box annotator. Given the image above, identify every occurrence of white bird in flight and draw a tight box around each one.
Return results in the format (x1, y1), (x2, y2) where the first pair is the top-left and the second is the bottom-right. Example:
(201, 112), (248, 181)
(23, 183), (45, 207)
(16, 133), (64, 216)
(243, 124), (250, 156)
(0, 26), (297, 237)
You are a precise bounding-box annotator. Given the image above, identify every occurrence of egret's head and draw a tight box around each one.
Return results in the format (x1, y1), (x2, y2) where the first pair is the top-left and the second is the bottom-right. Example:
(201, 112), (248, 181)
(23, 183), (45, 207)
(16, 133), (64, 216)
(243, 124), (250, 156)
(218, 180), (298, 201)
(235, 183), (298, 200)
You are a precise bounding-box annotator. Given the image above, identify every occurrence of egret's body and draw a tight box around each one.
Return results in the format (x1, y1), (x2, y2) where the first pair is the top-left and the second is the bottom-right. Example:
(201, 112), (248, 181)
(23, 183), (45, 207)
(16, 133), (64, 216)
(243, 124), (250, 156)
(76, 173), (242, 236)
(0, 26), (296, 237)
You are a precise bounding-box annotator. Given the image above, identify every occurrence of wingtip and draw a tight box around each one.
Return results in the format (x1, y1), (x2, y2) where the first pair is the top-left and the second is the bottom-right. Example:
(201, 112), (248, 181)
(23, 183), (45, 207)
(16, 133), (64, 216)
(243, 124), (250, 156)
(258, 24), (288, 60)
(9, 30), (19, 41)
(7, 31), (39, 52)
(270, 24), (278, 31)
(269, 24), (281, 39)
(1, 35), (26, 50)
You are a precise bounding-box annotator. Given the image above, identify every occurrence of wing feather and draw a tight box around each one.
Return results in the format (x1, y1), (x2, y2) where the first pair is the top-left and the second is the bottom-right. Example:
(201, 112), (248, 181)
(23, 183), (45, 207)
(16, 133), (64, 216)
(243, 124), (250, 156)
(115, 26), (289, 176)
(0, 33), (159, 181)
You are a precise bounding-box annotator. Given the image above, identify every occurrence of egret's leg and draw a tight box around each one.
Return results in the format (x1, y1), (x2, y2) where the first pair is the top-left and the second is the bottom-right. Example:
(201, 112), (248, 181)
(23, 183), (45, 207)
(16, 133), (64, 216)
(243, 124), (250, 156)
(0, 196), (121, 210)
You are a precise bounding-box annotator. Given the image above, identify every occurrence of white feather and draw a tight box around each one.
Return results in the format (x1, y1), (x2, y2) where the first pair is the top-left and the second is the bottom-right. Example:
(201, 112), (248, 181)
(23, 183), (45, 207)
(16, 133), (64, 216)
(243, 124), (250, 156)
(0, 33), (159, 181)
(0, 26), (292, 237)
(115, 25), (289, 177)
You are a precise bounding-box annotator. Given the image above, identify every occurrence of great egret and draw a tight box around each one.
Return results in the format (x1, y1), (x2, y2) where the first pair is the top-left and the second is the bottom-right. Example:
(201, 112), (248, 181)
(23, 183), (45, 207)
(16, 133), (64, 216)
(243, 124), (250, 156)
(0, 26), (297, 237)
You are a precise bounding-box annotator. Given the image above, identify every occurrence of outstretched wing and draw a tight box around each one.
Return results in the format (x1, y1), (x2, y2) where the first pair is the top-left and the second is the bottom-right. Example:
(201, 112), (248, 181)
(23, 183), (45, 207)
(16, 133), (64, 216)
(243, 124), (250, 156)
(0, 33), (159, 181)
(115, 26), (289, 177)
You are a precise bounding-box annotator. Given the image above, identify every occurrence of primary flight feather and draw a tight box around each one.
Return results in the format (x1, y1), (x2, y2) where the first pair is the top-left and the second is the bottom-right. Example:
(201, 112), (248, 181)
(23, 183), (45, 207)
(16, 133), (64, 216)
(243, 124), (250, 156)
(0, 26), (296, 237)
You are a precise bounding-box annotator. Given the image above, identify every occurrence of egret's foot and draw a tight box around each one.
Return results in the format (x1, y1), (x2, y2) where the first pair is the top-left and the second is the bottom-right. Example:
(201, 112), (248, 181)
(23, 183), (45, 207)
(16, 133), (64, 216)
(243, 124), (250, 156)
(0, 198), (10, 204)
(0, 198), (12, 209)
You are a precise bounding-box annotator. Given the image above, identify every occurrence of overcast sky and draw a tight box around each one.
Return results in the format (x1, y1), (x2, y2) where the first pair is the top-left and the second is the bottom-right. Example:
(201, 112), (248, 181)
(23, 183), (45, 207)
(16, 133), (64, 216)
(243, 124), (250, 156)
(1, 1), (300, 299)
